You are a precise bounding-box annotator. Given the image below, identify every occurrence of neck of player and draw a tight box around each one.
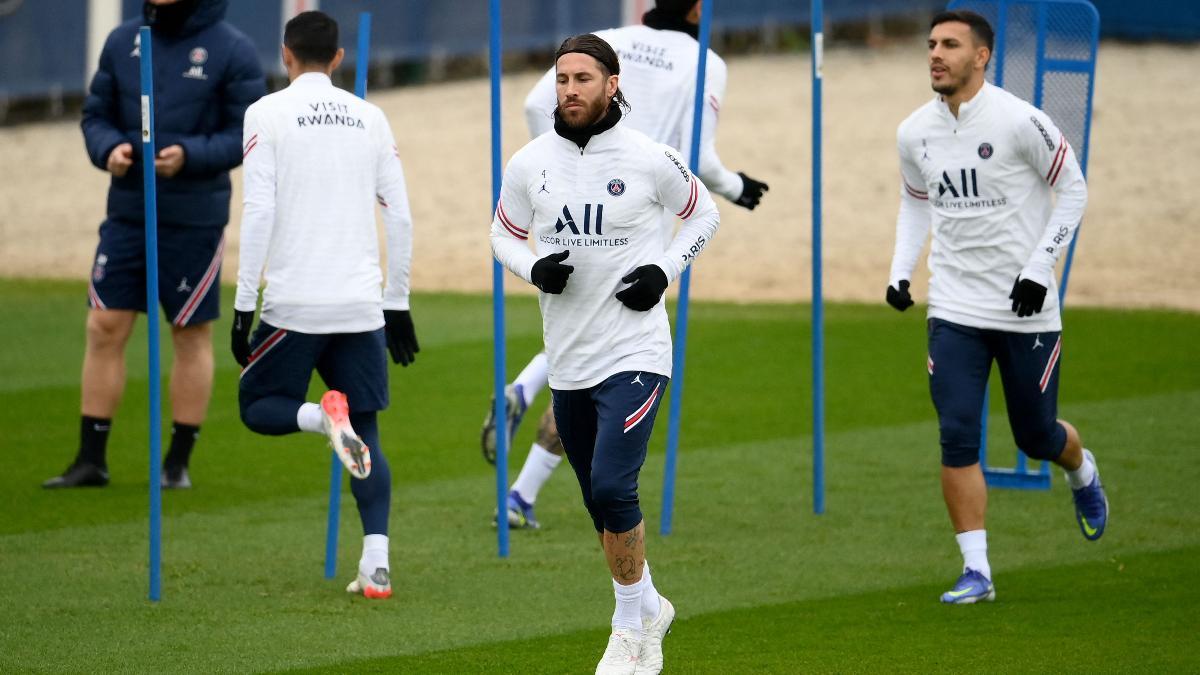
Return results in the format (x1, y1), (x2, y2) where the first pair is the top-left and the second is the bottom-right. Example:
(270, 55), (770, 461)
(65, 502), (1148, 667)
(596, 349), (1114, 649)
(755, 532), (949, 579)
(944, 76), (985, 118)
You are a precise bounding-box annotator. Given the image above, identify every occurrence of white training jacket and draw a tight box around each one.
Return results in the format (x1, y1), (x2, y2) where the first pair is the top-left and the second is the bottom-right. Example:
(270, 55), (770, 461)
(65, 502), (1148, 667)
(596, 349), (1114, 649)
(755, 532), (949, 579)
(890, 81), (1087, 333)
(491, 122), (720, 390)
(237, 72), (413, 334)
(524, 24), (744, 203)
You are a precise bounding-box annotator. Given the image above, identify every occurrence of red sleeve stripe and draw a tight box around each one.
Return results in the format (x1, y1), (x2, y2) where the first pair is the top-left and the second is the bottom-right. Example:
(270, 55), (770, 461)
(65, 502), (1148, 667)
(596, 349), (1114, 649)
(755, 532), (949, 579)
(376, 194), (389, 208)
(1048, 139), (1069, 186)
(904, 181), (928, 200)
(1046, 135), (1067, 184)
(708, 95), (720, 113)
(676, 179), (699, 219)
(496, 201), (528, 240)
(243, 134), (257, 151)
(242, 140), (258, 159)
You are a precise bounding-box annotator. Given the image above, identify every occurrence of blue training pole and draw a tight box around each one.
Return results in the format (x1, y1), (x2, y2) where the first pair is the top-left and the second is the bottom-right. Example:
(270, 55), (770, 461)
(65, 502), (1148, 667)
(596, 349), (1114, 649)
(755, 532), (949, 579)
(659, 0), (713, 537)
(324, 11), (372, 581)
(811, 1), (825, 514)
(489, 0), (510, 558)
(139, 25), (163, 602)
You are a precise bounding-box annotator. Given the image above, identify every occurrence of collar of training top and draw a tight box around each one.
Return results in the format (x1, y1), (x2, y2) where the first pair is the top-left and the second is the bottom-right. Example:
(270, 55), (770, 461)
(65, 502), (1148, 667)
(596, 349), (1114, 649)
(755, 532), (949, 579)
(642, 8), (699, 39)
(553, 101), (623, 150)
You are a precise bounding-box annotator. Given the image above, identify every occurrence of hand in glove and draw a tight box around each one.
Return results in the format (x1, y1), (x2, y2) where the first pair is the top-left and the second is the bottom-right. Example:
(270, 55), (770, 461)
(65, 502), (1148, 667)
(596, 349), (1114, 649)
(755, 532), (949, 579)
(531, 250), (574, 294)
(886, 280), (914, 312)
(384, 309), (420, 366)
(230, 309), (255, 367)
(1009, 277), (1047, 318)
(615, 265), (669, 311)
(734, 172), (770, 210)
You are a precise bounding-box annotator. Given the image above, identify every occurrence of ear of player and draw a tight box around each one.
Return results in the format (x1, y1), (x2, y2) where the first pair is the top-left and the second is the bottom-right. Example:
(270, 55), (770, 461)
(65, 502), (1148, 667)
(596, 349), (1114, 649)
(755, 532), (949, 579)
(230, 309), (256, 366)
(616, 264), (669, 311)
(886, 279), (914, 312)
(383, 310), (420, 366)
(531, 250), (574, 294)
(1009, 276), (1048, 317)
(734, 171), (770, 210)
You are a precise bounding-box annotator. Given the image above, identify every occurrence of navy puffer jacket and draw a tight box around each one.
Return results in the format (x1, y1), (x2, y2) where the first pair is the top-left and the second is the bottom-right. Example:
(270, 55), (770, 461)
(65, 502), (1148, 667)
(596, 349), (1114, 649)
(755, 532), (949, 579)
(82, 0), (266, 227)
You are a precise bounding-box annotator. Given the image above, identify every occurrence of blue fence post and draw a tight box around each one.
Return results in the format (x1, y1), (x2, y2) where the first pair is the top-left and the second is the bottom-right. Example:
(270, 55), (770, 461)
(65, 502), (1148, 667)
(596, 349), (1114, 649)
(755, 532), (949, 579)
(489, 0), (510, 558)
(811, 0), (825, 515)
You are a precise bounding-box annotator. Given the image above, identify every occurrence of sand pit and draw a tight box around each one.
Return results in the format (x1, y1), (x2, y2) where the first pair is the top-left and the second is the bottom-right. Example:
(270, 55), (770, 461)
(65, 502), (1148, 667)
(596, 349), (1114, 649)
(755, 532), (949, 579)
(2, 41), (1197, 310)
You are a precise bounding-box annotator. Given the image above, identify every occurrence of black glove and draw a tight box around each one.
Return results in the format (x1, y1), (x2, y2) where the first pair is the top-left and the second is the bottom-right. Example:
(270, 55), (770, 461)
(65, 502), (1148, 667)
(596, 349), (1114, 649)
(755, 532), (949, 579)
(384, 309), (419, 366)
(616, 265), (669, 311)
(230, 309), (254, 367)
(734, 172), (769, 210)
(886, 280), (914, 312)
(531, 250), (574, 294)
(1009, 277), (1047, 318)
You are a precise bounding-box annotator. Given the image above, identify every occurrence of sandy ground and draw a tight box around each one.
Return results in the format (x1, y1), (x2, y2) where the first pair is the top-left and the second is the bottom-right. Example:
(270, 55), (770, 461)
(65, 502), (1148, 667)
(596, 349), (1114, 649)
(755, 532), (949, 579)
(2, 41), (1198, 310)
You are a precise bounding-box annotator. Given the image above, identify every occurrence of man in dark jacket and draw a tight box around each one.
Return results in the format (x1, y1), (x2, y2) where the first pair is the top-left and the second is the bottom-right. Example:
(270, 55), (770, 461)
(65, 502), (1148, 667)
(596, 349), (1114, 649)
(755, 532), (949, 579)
(44, 0), (265, 489)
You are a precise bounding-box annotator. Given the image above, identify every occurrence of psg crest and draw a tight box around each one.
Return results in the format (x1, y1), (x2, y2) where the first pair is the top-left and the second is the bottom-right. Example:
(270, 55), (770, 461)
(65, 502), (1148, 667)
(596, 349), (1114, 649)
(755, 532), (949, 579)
(978, 142), (994, 159)
(607, 178), (626, 196)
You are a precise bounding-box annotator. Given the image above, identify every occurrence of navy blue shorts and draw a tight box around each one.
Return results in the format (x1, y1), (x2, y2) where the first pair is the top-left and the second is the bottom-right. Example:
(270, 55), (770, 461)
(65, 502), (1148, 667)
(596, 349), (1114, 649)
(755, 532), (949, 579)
(552, 371), (669, 534)
(238, 322), (389, 415)
(928, 318), (1067, 467)
(87, 218), (225, 327)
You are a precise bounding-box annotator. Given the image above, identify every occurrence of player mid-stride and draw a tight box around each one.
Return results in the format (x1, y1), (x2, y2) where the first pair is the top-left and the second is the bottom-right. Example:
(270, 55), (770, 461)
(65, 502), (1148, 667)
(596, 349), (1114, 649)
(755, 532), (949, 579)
(491, 34), (719, 675)
(886, 11), (1109, 605)
(232, 11), (418, 599)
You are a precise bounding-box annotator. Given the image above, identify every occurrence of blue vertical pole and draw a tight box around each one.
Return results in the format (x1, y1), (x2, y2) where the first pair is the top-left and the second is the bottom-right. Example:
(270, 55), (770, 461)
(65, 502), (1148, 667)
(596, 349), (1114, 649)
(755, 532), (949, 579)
(490, 0), (510, 558)
(324, 11), (372, 581)
(659, 0), (712, 537)
(811, 1), (825, 515)
(139, 25), (163, 603)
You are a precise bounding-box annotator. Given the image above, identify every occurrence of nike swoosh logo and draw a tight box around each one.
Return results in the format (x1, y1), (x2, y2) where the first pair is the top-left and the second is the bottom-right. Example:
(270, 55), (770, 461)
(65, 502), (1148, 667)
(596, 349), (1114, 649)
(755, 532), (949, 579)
(1081, 517), (1098, 537)
(947, 586), (975, 598)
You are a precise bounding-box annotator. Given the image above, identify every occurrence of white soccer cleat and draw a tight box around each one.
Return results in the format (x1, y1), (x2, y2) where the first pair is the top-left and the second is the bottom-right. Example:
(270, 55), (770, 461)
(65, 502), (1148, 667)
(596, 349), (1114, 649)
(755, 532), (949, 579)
(345, 567), (392, 599)
(321, 390), (371, 479)
(634, 596), (674, 674)
(596, 627), (643, 675)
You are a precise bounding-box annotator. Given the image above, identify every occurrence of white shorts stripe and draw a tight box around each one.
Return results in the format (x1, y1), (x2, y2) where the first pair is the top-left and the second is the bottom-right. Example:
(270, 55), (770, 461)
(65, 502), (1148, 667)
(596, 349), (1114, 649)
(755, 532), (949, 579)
(173, 235), (224, 326)
(1039, 336), (1062, 393)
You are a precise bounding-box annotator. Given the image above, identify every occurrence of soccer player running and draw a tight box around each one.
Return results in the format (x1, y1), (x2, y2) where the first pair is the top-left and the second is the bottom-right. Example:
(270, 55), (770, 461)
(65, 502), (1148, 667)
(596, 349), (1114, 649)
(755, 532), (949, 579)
(232, 11), (418, 599)
(483, 0), (768, 531)
(45, 0), (265, 489)
(887, 11), (1109, 605)
(491, 34), (719, 674)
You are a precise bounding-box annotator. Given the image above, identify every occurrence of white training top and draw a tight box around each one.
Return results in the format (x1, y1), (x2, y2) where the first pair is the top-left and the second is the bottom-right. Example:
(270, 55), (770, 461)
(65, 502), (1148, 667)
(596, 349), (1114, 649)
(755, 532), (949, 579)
(491, 122), (720, 390)
(524, 24), (744, 202)
(890, 81), (1087, 333)
(236, 72), (413, 334)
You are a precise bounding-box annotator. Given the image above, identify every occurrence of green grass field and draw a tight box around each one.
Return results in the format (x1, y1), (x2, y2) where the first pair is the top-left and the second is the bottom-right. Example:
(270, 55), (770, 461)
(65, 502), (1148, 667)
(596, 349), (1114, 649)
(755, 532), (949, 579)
(1, 279), (1198, 673)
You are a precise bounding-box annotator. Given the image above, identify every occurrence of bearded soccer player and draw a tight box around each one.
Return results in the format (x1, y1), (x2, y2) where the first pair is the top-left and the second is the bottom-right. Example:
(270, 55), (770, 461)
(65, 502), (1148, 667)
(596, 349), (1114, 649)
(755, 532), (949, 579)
(483, 0), (768, 532)
(887, 11), (1109, 605)
(232, 11), (418, 599)
(491, 35), (719, 674)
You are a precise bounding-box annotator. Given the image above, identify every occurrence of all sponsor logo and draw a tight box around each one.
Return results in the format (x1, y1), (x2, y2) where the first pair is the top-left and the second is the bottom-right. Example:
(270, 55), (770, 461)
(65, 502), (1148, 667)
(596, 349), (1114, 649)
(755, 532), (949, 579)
(555, 204), (603, 235)
(607, 178), (626, 197)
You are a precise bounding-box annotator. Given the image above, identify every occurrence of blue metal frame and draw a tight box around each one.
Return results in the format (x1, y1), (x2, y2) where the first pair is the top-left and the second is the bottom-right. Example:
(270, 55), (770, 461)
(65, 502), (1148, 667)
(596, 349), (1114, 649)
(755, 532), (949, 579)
(490, 0), (511, 558)
(324, 12), (374, 581)
(139, 25), (163, 603)
(811, 0), (826, 515)
(947, 0), (1099, 489)
(659, 0), (713, 537)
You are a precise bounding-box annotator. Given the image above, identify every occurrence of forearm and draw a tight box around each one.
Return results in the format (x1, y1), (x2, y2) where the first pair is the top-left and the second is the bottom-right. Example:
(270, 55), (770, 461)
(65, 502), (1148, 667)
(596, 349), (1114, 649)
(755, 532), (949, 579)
(657, 197), (719, 282)
(1023, 175), (1088, 285)
(490, 232), (537, 285)
(382, 204), (414, 311)
(890, 193), (932, 286)
(235, 206), (272, 312)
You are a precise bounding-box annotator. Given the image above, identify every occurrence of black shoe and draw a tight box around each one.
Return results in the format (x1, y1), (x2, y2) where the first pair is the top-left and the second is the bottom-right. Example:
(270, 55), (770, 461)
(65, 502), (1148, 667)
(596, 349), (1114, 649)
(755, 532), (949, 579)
(43, 461), (110, 488)
(161, 464), (192, 489)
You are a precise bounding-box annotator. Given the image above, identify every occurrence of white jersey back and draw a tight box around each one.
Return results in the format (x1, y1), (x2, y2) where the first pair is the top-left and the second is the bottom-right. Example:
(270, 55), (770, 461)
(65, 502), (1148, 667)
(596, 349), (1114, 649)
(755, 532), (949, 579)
(236, 73), (414, 334)
(893, 82), (1087, 332)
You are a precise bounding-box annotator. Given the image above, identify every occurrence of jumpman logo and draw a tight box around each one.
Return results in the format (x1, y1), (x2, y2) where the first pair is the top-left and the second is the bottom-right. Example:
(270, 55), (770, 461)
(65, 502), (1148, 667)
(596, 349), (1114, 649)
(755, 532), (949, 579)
(1032, 334), (1044, 350)
(539, 169), (550, 194)
(921, 139), (930, 161)
(631, 373), (644, 386)
(176, 277), (192, 293)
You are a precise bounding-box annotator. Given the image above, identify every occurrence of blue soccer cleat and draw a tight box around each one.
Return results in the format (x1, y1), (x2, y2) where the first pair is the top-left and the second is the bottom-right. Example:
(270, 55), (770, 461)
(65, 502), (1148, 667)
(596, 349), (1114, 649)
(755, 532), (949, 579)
(940, 569), (995, 604)
(493, 489), (540, 530)
(481, 384), (528, 465)
(1070, 449), (1108, 541)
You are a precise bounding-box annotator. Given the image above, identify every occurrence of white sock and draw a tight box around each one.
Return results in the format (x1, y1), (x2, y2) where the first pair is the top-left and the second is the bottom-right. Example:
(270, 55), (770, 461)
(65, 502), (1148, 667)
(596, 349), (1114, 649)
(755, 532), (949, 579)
(513, 353), (549, 406)
(640, 560), (661, 622)
(297, 402), (324, 433)
(360, 534), (389, 574)
(1066, 449), (1097, 489)
(612, 574), (647, 631)
(956, 529), (991, 581)
(510, 443), (562, 504)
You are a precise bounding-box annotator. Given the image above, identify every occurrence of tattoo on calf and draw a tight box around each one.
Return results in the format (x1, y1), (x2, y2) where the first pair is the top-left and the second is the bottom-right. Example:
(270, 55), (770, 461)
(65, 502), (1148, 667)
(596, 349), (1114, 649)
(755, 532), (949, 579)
(614, 555), (638, 581)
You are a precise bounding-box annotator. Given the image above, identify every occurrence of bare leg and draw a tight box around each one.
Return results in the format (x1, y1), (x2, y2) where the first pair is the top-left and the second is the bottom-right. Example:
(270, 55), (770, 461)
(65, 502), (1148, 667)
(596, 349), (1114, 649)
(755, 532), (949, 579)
(169, 322), (214, 425)
(603, 520), (645, 585)
(942, 464), (987, 533)
(1051, 419), (1083, 471)
(537, 404), (565, 456)
(81, 309), (137, 418)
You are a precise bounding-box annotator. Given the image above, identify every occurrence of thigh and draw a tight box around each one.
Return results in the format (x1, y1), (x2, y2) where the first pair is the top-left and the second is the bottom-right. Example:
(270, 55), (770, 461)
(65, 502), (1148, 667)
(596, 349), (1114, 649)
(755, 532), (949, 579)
(158, 226), (225, 327)
(928, 319), (992, 464)
(89, 218), (147, 312)
(238, 322), (322, 404)
(994, 329), (1063, 448)
(552, 387), (599, 479)
(316, 329), (389, 413)
(591, 371), (669, 486)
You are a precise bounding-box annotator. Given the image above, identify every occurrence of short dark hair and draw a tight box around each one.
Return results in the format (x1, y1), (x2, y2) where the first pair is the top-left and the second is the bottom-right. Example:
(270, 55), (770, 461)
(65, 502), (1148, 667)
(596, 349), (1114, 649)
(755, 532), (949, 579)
(284, 11), (339, 65)
(931, 9), (995, 55)
(555, 34), (629, 111)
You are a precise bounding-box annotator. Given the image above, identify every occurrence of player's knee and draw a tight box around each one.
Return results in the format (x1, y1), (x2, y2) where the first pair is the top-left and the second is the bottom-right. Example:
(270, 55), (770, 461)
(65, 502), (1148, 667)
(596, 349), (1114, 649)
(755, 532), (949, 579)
(590, 473), (640, 532)
(86, 310), (134, 350)
(941, 443), (980, 467)
(170, 322), (213, 358)
(1016, 420), (1067, 461)
(939, 414), (981, 467)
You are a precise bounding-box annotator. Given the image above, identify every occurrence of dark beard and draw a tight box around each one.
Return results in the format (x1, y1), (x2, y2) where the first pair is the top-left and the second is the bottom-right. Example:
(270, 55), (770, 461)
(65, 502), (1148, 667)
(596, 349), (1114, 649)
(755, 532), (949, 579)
(559, 96), (609, 129)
